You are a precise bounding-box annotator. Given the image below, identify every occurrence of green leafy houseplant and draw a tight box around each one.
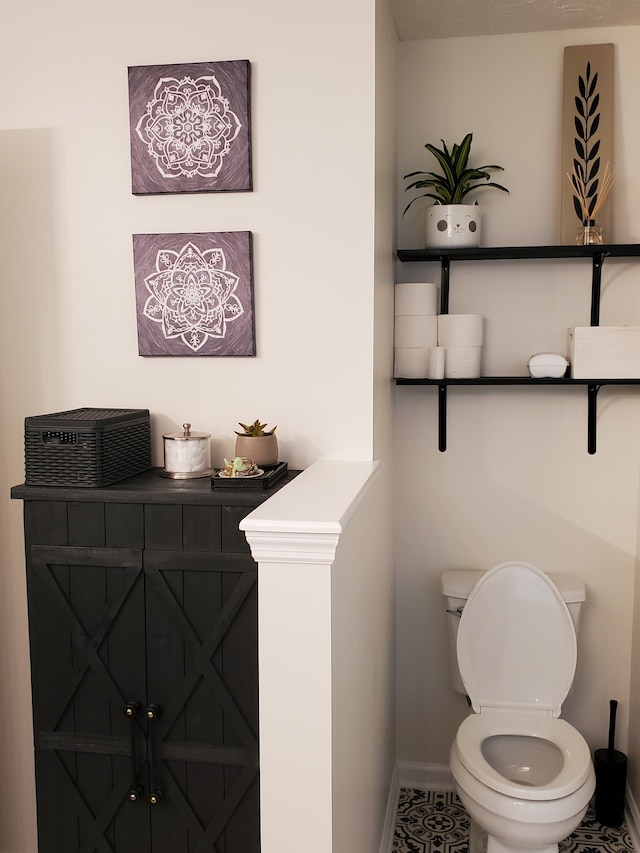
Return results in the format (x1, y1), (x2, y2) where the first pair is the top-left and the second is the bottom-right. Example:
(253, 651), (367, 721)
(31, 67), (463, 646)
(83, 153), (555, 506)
(403, 132), (509, 215)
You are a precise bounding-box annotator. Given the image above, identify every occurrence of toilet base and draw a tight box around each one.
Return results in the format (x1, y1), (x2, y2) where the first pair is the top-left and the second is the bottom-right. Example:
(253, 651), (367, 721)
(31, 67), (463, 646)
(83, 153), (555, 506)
(468, 819), (558, 853)
(487, 839), (557, 853)
(469, 818), (487, 853)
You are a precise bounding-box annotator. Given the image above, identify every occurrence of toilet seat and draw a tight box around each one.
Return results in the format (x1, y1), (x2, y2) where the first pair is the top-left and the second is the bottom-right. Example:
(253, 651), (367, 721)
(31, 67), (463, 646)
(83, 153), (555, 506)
(457, 562), (577, 717)
(454, 710), (594, 800)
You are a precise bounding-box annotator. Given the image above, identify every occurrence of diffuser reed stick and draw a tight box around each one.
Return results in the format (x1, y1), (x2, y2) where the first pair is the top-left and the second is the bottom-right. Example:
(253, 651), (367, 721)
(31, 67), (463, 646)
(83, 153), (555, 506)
(567, 161), (615, 224)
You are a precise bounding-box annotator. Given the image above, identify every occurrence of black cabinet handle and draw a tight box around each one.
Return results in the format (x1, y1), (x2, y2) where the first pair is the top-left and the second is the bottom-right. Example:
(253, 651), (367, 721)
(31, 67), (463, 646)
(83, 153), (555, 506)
(146, 704), (163, 805)
(123, 702), (143, 802)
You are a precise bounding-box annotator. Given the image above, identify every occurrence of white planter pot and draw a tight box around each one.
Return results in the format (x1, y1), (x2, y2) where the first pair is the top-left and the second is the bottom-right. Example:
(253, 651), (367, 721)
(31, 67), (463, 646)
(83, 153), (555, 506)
(426, 204), (481, 248)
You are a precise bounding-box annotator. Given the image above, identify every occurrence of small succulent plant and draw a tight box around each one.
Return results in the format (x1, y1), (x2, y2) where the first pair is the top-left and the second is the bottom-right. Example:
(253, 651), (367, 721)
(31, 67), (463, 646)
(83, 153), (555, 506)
(235, 419), (277, 437)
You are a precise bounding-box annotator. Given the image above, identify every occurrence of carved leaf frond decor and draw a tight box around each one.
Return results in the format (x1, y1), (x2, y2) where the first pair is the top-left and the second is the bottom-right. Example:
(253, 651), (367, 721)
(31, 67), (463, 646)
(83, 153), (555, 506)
(570, 62), (613, 224)
(560, 44), (614, 243)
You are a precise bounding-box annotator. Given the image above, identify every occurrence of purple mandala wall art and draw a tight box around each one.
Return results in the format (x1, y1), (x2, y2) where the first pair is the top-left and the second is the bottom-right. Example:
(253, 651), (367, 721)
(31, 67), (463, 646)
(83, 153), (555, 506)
(133, 231), (255, 357)
(128, 60), (252, 194)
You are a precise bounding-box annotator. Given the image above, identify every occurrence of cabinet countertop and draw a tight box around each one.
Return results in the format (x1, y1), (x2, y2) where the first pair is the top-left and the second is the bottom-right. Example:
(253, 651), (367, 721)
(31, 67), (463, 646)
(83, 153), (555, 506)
(11, 467), (300, 506)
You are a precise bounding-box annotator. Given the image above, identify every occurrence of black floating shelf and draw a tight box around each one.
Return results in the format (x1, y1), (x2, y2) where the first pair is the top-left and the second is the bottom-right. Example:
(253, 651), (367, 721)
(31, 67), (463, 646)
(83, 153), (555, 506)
(396, 378), (640, 455)
(394, 377), (640, 386)
(396, 245), (640, 323)
(396, 244), (640, 262)
(394, 245), (640, 453)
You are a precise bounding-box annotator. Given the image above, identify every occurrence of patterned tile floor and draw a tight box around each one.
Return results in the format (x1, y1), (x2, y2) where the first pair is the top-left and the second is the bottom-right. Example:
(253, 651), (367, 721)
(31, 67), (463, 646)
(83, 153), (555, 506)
(393, 788), (634, 853)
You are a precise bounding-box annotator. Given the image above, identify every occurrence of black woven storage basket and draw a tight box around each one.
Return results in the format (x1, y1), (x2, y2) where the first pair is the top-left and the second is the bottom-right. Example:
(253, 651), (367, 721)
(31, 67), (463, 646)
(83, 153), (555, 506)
(24, 407), (151, 487)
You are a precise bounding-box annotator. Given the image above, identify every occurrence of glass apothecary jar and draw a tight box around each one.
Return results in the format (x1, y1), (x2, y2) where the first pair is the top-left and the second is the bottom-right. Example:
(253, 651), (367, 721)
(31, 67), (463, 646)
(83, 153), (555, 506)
(161, 423), (213, 479)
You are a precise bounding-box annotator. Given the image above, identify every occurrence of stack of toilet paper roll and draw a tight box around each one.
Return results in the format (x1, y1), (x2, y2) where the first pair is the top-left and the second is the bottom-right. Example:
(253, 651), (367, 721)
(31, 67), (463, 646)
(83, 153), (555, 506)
(437, 314), (483, 378)
(394, 283), (439, 378)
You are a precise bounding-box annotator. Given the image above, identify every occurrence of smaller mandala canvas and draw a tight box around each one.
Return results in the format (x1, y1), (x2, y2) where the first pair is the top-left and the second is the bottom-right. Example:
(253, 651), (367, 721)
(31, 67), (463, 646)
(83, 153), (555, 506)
(133, 231), (255, 357)
(128, 60), (252, 194)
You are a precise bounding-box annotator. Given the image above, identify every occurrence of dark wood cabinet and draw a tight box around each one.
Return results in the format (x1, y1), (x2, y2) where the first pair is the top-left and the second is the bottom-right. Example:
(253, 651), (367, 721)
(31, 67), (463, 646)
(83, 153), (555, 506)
(12, 469), (297, 853)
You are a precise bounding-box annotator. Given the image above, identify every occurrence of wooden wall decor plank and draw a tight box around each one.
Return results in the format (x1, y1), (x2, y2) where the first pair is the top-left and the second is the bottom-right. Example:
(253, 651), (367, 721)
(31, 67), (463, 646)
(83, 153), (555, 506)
(561, 43), (615, 243)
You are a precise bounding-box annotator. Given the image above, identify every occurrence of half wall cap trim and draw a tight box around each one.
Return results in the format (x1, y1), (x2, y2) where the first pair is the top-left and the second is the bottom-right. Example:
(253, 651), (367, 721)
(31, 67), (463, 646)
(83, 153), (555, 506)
(242, 532), (341, 564)
(240, 459), (381, 565)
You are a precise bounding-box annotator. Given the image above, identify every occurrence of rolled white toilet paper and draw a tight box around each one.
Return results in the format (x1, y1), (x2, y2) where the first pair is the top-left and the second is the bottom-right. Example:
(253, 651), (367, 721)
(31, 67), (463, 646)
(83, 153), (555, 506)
(394, 314), (438, 348)
(394, 347), (430, 379)
(438, 314), (484, 347)
(428, 346), (445, 379)
(445, 346), (482, 378)
(394, 282), (438, 316)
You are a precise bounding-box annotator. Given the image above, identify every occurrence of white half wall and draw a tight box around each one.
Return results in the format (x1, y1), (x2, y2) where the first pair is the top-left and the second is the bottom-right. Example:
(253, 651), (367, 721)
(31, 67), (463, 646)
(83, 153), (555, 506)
(241, 460), (395, 853)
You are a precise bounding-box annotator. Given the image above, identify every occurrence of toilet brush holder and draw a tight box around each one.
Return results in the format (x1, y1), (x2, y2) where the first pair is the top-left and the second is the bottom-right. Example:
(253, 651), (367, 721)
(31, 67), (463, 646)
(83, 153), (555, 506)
(594, 699), (627, 827)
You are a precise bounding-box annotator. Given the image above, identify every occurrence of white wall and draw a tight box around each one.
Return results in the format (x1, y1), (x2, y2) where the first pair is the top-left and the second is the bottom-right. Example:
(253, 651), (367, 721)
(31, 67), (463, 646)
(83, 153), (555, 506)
(0, 0), (397, 849)
(0, 0), (382, 471)
(374, 0), (400, 464)
(394, 26), (640, 775)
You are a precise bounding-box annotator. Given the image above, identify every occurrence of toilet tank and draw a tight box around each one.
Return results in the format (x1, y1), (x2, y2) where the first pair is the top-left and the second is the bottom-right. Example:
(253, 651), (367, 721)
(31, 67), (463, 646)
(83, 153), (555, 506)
(441, 565), (586, 695)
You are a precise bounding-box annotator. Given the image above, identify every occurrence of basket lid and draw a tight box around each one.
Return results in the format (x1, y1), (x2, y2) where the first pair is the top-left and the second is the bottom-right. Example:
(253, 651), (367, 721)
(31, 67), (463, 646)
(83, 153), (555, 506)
(25, 408), (149, 429)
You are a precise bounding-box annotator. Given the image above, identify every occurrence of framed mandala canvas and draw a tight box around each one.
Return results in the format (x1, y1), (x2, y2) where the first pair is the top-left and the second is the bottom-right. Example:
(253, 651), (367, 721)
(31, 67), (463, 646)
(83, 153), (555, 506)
(128, 60), (252, 194)
(133, 231), (255, 356)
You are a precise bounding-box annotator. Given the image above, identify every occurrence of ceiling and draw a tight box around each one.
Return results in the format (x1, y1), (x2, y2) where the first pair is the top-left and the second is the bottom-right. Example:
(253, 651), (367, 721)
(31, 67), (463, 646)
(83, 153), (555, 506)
(390, 0), (640, 41)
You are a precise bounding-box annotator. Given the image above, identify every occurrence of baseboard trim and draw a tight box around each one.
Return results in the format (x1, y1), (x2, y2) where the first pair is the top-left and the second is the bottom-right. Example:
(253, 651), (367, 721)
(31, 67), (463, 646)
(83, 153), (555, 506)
(397, 760), (455, 792)
(379, 762), (401, 853)
(379, 761), (454, 853)
(625, 785), (640, 851)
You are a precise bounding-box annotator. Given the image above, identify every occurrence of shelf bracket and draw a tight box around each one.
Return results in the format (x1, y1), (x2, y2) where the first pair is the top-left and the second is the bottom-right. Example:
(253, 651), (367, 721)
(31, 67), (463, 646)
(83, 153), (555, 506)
(437, 258), (450, 450)
(438, 384), (447, 451)
(440, 258), (450, 314)
(587, 383), (601, 455)
(590, 253), (606, 326)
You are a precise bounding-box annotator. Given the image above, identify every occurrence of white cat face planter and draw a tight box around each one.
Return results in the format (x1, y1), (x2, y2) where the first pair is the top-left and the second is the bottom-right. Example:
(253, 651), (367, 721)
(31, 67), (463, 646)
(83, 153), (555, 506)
(426, 204), (481, 248)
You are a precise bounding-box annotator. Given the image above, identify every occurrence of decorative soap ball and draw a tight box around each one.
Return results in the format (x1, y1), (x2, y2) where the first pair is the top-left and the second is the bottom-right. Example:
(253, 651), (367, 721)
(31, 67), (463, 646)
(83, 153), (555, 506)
(528, 353), (569, 379)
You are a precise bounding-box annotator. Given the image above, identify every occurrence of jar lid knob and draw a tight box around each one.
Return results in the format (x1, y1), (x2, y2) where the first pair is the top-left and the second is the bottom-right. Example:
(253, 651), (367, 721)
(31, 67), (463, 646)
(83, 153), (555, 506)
(183, 423), (191, 436)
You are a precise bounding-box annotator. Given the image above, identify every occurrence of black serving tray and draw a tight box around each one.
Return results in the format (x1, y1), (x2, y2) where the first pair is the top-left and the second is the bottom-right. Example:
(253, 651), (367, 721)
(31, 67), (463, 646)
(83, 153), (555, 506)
(211, 461), (289, 490)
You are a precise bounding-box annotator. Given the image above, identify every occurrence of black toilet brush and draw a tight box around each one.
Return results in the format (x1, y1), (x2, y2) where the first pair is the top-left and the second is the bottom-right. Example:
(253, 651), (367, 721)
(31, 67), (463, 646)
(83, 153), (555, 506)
(594, 699), (627, 827)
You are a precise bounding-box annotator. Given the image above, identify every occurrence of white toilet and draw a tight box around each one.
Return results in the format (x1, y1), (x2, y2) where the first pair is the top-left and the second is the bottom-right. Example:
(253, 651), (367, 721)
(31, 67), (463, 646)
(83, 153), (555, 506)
(442, 561), (596, 853)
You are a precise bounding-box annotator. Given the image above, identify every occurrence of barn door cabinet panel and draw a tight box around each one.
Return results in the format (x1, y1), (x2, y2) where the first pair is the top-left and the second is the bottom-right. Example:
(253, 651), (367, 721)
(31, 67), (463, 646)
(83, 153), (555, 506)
(11, 468), (297, 853)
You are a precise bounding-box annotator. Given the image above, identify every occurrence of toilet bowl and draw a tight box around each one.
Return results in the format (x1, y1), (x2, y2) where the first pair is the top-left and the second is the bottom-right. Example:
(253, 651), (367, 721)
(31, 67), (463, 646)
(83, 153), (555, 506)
(449, 562), (596, 853)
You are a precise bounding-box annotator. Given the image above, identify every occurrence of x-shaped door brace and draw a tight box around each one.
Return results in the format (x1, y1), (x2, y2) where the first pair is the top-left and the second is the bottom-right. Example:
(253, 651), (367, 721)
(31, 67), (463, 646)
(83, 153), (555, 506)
(144, 550), (259, 852)
(30, 545), (260, 853)
(31, 545), (145, 853)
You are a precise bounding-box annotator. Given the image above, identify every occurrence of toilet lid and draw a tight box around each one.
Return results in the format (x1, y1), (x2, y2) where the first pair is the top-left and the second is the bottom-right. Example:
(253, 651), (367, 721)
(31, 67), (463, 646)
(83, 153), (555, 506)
(457, 562), (577, 717)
